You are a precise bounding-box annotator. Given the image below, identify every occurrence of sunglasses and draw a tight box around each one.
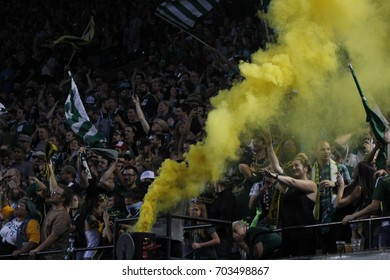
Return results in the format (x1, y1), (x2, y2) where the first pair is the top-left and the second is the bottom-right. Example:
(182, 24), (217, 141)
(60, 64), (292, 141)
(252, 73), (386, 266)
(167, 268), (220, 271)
(50, 191), (64, 197)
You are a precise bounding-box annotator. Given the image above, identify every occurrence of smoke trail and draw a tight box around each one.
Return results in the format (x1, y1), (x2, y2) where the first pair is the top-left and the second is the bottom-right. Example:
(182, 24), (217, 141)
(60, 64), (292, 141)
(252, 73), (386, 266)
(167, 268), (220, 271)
(134, 0), (390, 232)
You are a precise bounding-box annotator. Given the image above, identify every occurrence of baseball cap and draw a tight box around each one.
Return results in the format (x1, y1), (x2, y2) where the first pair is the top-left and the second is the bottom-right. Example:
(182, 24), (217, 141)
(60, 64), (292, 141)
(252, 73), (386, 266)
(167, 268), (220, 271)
(18, 134), (32, 143)
(86, 96), (96, 105)
(114, 141), (129, 151)
(61, 165), (77, 175)
(119, 81), (131, 89)
(186, 93), (202, 104)
(123, 150), (135, 159)
(140, 170), (155, 181)
(152, 118), (169, 132)
(32, 151), (46, 161)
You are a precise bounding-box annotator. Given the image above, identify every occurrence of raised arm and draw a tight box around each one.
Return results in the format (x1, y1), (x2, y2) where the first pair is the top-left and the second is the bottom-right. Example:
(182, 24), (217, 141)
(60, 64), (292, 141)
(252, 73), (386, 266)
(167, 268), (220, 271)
(47, 161), (61, 193)
(99, 159), (118, 192)
(262, 127), (284, 174)
(131, 94), (150, 134)
(261, 168), (317, 196)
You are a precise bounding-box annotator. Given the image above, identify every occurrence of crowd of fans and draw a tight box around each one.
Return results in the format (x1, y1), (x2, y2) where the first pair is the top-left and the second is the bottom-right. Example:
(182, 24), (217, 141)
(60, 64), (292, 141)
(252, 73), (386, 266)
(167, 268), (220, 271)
(1, 0), (390, 260)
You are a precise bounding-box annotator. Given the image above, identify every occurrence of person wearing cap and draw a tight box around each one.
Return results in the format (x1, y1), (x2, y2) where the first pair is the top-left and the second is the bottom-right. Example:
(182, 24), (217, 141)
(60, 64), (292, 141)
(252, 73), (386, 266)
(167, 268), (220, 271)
(59, 165), (84, 197)
(123, 150), (136, 168)
(116, 71), (130, 90)
(18, 134), (33, 161)
(140, 170), (155, 182)
(111, 129), (125, 145)
(85, 95), (96, 106)
(135, 137), (153, 171)
(113, 140), (130, 157)
(117, 81), (132, 112)
(139, 170), (155, 196)
(31, 151), (47, 182)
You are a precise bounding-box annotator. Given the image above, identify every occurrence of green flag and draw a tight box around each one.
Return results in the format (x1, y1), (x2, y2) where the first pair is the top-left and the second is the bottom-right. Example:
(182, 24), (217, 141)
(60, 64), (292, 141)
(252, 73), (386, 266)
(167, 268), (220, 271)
(50, 17), (95, 49)
(155, 0), (220, 31)
(348, 64), (388, 168)
(65, 75), (118, 161)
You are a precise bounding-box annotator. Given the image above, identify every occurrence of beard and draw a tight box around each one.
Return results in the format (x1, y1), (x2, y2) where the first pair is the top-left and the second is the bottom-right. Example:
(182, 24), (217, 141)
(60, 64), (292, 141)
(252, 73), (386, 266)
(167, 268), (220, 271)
(10, 191), (22, 201)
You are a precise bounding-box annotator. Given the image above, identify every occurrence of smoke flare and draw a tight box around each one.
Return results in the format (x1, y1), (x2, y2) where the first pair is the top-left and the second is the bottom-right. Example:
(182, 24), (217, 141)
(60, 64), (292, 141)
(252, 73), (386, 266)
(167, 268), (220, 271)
(134, 0), (390, 232)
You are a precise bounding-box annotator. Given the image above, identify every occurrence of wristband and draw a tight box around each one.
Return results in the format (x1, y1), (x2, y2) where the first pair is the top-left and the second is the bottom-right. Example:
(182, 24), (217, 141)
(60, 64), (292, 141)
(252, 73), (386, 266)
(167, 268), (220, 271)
(274, 173), (279, 180)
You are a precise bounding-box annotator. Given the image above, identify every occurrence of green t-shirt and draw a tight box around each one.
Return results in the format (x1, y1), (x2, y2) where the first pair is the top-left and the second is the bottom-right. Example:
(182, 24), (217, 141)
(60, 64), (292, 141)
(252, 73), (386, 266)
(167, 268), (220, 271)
(246, 227), (281, 259)
(372, 175), (390, 216)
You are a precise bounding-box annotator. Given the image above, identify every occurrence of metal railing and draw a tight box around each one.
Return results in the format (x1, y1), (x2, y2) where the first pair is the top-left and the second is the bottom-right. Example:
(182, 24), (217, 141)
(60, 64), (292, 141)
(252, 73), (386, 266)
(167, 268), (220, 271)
(248, 215), (390, 259)
(1, 215), (388, 260)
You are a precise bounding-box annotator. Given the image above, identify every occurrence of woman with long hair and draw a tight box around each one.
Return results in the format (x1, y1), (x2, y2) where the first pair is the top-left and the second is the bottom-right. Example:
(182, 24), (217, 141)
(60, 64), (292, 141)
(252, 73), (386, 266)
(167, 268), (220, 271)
(334, 161), (376, 249)
(187, 202), (220, 259)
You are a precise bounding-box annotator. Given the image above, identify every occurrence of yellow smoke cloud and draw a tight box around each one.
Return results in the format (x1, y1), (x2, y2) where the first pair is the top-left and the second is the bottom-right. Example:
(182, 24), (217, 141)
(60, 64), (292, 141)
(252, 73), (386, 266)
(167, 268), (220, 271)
(134, 0), (390, 232)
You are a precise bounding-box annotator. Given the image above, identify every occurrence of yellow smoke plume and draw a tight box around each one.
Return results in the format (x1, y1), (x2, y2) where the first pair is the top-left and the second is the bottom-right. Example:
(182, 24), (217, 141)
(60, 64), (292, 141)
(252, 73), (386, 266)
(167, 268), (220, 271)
(134, 0), (390, 232)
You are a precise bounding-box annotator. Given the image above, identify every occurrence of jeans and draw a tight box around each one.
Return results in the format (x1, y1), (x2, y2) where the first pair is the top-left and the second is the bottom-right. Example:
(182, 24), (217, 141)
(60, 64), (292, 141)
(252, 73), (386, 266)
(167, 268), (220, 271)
(379, 224), (390, 249)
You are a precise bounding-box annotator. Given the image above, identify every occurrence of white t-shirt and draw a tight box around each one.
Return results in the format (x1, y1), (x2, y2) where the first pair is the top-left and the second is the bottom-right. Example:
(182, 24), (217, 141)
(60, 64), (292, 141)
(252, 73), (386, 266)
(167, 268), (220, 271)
(0, 219), (22, 245)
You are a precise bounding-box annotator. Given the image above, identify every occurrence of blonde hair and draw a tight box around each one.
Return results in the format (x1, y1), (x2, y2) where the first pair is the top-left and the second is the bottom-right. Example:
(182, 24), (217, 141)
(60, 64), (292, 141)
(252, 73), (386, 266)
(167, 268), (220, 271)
(232, 220), (248, 231)
(190, 202), (209, 239)
(294, 153), (311, 172)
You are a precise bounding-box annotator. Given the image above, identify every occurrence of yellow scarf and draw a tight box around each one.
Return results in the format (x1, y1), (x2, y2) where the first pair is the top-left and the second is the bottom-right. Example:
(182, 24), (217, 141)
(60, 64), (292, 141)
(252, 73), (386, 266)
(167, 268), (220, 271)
(311, 159), (338, 222)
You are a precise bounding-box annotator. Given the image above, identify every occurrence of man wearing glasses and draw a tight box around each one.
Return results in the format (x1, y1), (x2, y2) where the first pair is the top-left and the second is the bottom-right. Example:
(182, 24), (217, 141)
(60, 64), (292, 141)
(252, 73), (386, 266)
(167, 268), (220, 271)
(99, 158), (142, 197)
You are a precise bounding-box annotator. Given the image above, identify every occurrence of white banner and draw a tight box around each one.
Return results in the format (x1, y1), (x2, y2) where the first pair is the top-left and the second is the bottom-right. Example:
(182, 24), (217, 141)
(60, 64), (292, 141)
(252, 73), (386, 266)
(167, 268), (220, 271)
(1, 259), (388, 279)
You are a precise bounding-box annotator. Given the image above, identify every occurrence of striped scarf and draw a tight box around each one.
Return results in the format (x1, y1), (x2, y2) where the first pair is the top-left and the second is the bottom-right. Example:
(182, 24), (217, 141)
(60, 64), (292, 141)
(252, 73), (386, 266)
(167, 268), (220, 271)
(312, 159), (338, 223)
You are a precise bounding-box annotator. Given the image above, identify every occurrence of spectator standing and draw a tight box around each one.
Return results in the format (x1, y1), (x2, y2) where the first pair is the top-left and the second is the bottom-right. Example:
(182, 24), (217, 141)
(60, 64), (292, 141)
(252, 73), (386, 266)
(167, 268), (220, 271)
(261, 152), (317, 258)
(311, 140), (351, 253)
(30, 162), (71, 259)
(186, 202), (220, 260)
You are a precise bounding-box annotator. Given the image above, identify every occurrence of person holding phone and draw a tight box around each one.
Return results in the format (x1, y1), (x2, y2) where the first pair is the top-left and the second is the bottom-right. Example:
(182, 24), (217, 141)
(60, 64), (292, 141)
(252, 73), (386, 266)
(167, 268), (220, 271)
(2, 168), (26, 209)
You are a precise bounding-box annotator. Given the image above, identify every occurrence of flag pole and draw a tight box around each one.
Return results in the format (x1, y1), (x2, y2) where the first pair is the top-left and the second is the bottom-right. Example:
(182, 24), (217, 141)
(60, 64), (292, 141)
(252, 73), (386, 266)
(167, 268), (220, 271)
(347, 64), (366, 101)
(66, 18), (94, 68)
(155, 12), (235, 73)
(348, 63), (390, 165)
(155, 12), (214, 50)
(259, 0), (271, 44)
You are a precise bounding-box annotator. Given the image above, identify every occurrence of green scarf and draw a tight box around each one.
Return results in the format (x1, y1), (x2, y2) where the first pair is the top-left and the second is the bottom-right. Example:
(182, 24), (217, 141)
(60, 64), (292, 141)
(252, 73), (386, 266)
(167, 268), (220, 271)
(312, 159), (338, 222)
